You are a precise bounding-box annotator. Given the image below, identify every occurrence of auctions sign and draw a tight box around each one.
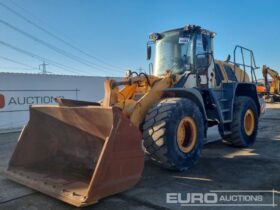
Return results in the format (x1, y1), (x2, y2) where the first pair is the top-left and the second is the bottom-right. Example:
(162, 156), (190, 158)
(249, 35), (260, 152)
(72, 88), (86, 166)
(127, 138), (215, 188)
(0, 89), (78, 111)
(0, 94), (4, 108)
(7, 95), (63, 106)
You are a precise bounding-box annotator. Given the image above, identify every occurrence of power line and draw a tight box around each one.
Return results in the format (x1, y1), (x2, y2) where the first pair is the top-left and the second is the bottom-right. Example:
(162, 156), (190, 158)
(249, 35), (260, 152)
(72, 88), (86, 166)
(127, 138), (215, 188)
(0, 40), (93, 75)
(0, 18), (118, 75)
(0, 55), (37, 69)
(0, 66), (37, 71)
(0, 1), (126, 71)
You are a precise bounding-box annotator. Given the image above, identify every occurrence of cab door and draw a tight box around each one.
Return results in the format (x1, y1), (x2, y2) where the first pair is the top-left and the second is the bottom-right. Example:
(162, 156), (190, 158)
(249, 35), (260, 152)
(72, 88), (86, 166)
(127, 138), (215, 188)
(195, 33), (214, 88)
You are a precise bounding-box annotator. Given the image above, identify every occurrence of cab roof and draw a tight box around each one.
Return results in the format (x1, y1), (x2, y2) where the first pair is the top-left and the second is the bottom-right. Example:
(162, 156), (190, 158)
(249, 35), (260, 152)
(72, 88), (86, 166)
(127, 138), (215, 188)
(163, 24), (215, 37)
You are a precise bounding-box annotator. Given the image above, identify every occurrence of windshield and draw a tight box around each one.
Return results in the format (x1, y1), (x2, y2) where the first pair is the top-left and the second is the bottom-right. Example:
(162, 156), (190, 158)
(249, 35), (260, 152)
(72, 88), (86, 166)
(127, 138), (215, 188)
(154, 30), (193, 76)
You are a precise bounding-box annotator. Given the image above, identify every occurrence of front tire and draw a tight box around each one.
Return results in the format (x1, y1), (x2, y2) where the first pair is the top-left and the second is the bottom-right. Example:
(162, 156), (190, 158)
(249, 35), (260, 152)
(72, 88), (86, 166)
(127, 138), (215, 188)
(142, 98), (205, 171)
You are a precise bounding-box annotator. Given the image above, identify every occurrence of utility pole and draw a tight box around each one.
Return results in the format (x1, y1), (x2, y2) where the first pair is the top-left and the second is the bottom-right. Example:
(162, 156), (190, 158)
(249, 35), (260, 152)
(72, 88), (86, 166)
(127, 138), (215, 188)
(39, 62), (48, 74)
(137, 67), (144, 73)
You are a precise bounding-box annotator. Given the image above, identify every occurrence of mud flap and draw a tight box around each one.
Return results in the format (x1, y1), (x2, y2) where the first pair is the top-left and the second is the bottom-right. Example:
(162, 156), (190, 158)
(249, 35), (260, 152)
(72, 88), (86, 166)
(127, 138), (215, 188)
(5, 105), (144, 207)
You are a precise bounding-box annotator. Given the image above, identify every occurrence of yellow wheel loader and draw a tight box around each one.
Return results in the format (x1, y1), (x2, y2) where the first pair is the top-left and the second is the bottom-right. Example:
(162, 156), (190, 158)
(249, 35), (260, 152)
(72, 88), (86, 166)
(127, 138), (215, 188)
(5, 25), (262, 207)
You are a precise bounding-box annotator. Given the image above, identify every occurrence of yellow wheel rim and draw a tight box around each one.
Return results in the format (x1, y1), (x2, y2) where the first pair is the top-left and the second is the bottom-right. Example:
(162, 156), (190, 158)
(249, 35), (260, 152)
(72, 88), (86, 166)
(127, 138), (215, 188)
(244, 109), (255, 136)
(176, 117), (197, 153)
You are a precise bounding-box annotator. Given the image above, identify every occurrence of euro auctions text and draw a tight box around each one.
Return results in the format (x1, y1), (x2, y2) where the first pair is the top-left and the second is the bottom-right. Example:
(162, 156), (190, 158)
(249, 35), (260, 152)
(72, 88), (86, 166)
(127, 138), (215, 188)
(166, 190), (277, 207)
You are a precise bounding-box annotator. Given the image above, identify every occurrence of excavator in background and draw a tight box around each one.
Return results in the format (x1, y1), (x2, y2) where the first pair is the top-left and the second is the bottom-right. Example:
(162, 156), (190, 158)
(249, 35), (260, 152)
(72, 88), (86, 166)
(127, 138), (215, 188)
(262, 65), (280, 102)
(5, 25), (262, 207)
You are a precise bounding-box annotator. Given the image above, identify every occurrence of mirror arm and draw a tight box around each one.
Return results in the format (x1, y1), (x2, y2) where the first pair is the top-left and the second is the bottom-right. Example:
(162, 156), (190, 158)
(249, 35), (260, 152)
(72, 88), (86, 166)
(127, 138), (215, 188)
(146, 41), (154, 60)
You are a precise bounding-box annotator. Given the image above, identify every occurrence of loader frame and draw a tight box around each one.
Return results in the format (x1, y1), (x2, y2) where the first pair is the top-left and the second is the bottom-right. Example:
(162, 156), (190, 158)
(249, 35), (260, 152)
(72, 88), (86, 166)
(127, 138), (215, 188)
(5, 24), (262, 207)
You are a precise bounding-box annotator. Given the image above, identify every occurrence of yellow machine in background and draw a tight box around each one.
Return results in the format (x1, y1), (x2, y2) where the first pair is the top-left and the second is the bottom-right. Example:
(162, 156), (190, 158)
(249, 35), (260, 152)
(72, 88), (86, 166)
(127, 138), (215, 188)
(262, 65), (280, 102)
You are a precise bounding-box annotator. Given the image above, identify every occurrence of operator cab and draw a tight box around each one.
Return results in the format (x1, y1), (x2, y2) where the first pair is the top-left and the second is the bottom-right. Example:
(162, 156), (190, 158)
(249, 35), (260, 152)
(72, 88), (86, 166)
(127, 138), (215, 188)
(147, 25), (215, 88)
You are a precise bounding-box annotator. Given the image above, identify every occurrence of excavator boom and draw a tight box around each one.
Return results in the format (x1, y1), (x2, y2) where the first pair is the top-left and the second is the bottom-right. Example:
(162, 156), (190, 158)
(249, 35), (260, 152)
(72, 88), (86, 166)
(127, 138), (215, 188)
(262, 65), (280, 102)
(262, 65), (280, 94)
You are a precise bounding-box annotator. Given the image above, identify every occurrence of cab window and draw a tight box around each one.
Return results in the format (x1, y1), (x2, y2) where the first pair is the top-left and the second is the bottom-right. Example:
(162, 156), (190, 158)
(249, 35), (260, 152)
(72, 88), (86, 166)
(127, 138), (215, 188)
(223, 65), (237, 81)
(196, 34), (211, 55)
(214, 64), (224, 86)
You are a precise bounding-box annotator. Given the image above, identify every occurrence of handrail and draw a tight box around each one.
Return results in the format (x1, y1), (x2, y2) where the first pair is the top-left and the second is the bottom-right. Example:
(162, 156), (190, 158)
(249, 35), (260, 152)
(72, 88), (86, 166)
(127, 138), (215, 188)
(233, 45), (259, 83)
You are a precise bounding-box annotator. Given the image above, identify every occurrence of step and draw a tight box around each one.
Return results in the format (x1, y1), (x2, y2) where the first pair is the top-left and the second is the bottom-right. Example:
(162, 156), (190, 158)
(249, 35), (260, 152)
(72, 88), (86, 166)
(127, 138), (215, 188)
(212, 103), (217, 108)
(221, 109), (230, 112)
(223, 131), (232, 136)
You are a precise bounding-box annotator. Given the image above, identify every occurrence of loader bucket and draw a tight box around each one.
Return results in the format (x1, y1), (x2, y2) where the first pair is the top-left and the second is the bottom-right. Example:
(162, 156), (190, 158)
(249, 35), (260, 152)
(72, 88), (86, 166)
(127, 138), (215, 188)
(5, 105), (144, 207)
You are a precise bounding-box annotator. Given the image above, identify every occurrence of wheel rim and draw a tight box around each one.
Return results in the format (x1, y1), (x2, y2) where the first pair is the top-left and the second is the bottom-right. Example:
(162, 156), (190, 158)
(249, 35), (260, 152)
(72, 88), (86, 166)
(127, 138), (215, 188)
(176, 117), (197, 153)
(244, 109), (255, 136)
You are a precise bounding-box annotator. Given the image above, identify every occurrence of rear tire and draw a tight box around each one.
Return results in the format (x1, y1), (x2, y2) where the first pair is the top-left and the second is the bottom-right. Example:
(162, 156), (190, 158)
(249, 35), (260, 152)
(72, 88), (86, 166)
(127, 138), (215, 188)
(221, 96), (258, 147)
(142, 98), (204, 171)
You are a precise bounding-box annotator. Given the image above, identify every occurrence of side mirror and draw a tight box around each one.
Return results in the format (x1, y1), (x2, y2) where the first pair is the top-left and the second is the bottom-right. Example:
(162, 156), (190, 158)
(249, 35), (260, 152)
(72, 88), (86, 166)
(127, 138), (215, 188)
(147, 44), (151, 60)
